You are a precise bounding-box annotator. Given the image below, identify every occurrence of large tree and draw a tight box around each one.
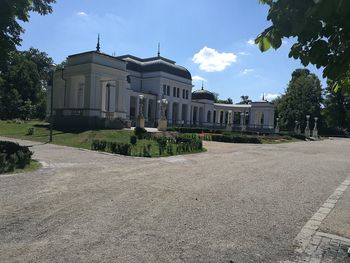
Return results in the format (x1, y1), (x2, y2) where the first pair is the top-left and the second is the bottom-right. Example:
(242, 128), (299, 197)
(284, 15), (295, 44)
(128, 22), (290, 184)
(0, 48), (53, 120)
(256, 0), (350, 92)
(322, 80), (350, 129)
(0, 0), (55, 69)
(276, 69), (323, 130)
(238, 95), (252, 104)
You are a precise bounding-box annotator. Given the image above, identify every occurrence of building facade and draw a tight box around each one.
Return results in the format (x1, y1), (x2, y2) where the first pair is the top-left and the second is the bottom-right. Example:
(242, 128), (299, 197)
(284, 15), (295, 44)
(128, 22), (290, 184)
(50, 50), (275, 131)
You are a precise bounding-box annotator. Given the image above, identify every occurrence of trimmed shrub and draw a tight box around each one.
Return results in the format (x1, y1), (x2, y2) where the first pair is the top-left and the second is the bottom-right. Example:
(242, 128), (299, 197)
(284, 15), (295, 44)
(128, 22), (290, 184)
(134, 127), (147, 139)
(91, 140), (131, 156)
(26, 128), (34, 135)
(211, 134), (261, 144)
(130, 135), (137, 145)
(0, 141), (33, 174)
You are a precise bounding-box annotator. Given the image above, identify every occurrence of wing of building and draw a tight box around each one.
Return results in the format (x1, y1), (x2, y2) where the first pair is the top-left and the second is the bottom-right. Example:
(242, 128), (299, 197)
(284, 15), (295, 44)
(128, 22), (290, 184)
(49, 50), (275, 132)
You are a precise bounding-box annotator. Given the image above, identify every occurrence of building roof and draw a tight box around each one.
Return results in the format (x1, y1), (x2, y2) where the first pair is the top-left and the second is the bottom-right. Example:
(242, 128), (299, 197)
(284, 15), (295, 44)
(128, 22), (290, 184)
(192, 87), (216, 101)
(117, 55), (192, 80)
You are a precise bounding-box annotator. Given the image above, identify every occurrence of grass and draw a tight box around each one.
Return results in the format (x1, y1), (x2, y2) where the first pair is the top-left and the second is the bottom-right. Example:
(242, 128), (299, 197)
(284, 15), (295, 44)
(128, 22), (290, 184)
(5, 160), (42, 175)
(0, 120), (205, 157)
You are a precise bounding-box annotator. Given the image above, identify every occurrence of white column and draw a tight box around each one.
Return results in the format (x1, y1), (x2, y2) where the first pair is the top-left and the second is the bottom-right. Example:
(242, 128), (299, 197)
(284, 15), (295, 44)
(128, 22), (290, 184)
(168, 101), (173, 123)
(135, 96), (140, 117)
(178, 103), (182, 123)
(144, 98), (149, 120)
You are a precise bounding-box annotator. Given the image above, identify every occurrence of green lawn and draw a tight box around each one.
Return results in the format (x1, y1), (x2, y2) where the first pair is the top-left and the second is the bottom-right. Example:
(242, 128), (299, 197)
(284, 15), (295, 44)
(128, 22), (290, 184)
(0, 120), (134, 148)
(0, 120), (204, 157)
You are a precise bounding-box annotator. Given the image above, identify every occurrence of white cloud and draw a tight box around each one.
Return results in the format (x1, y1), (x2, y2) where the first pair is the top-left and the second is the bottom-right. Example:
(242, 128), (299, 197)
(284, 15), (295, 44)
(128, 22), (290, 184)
(238, 51), (250, 56)
(247, 38), (255, 46)
(192, 46), (237, 72)
(192, 75), (207, 82)
(76, 11), (88, 17)
(241, 68), (254, 75)
(263, 93), (280, 101)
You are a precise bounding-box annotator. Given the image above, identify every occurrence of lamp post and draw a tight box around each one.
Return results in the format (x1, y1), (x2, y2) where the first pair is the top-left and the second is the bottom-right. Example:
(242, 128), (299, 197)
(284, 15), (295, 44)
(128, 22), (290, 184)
(136, 94), (145, 128)
(305, 115), (310, 138)
(312, 117), (318, 138)
(49, 63), (57, 143)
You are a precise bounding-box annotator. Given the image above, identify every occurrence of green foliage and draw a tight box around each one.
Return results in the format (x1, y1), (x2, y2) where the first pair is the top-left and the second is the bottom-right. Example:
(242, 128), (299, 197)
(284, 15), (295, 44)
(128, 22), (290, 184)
(274, 69), (322, 130)
(0, 141), (33, 173)
(130, 135), (137, 145)
(0, 48), (53, 120)
(211, 134), (262, 144)
(0, 0), (56, 70)
(257, 0), (350, 91)
(238, 95), (252, 104)
(322, 80), (350, 130)
(91, 140), (131, 156)
(26, 128), (34, 136)
(134, 127), (147, 139)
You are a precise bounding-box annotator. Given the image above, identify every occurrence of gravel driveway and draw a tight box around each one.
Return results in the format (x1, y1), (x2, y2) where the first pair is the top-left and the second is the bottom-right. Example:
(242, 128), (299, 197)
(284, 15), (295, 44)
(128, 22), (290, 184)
(0, 137), (349, 262)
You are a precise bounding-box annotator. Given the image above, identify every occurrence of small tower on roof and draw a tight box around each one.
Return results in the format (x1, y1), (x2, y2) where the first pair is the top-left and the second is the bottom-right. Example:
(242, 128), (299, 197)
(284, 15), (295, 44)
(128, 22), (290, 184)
(157, 42), (160, 57)
(96, 34), (101, 53)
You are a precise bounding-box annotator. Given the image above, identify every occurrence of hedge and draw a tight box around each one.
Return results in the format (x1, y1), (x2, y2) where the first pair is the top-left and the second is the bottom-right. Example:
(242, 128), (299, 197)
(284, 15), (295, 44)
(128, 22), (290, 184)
(91, 140), (132, 156)
(210, 134), (262, 144)
(0, 141), (33, 174)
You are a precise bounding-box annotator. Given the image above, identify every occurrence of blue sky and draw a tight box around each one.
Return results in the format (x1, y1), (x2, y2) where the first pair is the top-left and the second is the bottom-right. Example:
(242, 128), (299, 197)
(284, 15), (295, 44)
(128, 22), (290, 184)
(19, 0), (325, 102)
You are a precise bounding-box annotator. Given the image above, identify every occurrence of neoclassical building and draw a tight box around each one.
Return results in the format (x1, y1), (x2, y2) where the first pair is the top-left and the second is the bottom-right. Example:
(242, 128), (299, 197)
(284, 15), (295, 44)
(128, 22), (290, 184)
(50, 48), (275, 132)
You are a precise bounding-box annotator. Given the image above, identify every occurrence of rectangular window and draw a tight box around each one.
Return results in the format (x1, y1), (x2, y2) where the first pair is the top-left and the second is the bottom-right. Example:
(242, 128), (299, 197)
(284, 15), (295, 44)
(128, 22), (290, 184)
(163, 84), (166, 95)
(167, 86), (170, 96)
(173, 87), (176, 97)
(182, 89), (185, 99)
(177, 88), (180, 98)
(186, 90), (189, 99)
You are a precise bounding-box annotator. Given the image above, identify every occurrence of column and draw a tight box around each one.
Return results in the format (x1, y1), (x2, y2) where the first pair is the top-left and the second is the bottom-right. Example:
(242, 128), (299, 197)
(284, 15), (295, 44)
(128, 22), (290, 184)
(135, 96), (140, 117)
(186, 104), (191, 124)
(144, 98), (149, 120)
(168, 101), (173, 123)
(178, 103), (182, 124)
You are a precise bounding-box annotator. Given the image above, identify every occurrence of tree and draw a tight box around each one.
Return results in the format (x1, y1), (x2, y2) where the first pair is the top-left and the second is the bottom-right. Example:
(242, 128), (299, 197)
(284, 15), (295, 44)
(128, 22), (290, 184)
(256, 0), (350, 92)
(322, 80), (350, 129)
(0, 0), (55, 69)
(0, 48), (53, 120)
(238, 95), (252, 104)
(276, 69), (323, 130)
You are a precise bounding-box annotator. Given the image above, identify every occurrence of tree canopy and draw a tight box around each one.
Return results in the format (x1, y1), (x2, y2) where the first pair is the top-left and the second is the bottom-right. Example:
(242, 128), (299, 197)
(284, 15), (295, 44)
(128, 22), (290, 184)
(0, 0), (55, 69)
(238, 95), (252, 104)
(0, 48), (53, 120)
(322, 80), (350, 130)
(256, 0), (350, 92)
(275, 69), (323, 130)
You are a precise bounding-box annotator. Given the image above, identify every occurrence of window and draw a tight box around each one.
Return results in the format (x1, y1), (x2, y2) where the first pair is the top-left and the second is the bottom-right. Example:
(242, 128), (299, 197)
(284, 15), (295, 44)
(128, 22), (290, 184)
(163, 84), (166, 95)
(186, 90), (189, 99)
(182, 89), (185, 99)
(173, 87), (176, 97)
(167, 85), (170, 96)
(177, 88), (180, 98)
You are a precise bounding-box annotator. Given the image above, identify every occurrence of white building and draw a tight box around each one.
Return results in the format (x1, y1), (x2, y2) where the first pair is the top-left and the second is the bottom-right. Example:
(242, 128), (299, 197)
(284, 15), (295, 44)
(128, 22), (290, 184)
(50, 48), (275, 132)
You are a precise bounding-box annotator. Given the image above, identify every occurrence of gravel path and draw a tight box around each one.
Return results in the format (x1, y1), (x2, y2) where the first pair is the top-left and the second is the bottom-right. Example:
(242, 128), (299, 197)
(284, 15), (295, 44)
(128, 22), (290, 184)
(0, 137), (349, 262)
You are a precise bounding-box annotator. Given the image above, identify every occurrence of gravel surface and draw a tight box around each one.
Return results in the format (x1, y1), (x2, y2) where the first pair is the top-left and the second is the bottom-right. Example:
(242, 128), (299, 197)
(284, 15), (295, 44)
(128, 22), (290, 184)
(320, 184), (350, 239)
(0, 137), (349, 263)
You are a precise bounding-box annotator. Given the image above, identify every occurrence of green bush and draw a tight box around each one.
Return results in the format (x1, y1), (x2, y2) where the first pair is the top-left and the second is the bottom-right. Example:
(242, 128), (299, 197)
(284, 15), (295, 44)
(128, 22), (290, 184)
(130, 135), (137, 145)
(26, 128), (34, 135)
(211, 134), (261, 144)
(0, 141), (33, 174)
(134, 127), (147, 139)
(91, 140), (131, 156)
